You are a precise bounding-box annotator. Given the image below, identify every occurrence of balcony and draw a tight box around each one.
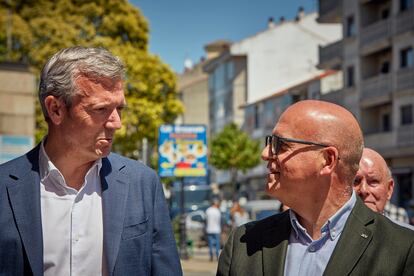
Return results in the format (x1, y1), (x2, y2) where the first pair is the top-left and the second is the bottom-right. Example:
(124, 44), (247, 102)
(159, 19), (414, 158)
(394, 8), (414, 35)
(360, 74), (392, 107)
(317, 0), (342, 23)
(397, 125), (414, 147)
(360, 19), (391, 55)
(318, 40), (343, 70)
(320, 89), (344, 106)
(396, 68), (414, 93)
(364, 131), (395, 151)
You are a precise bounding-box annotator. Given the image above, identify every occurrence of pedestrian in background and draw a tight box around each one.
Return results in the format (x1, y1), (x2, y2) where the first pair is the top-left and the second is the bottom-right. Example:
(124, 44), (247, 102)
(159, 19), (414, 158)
(230, 200), (250, 228)
(205, 198), (222, 261)
(0, 46), (182, 276)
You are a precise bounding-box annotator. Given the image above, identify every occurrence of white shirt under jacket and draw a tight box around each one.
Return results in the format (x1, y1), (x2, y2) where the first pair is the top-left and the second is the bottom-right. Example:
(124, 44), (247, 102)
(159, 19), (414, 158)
(39, 142), (107, 276)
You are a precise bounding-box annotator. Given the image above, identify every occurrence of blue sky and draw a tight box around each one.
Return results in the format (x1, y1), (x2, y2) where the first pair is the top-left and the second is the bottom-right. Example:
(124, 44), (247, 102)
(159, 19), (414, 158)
(131, 0), (317, 73)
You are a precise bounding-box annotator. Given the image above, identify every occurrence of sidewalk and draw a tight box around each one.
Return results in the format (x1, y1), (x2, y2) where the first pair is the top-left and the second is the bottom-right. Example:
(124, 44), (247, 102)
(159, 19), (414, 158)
(181, 246), (218, 276)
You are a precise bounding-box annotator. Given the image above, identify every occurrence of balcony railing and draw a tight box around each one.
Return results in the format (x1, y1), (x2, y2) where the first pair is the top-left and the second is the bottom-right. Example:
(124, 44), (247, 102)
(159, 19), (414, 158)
(320, 89), (344, 105)
(318, 0), (342, 23)
(394, 8), (414, 35)
(318, 40), (343, 69)
(397, 125), (414, 147)
(360, 74), (392, 102)
(360, 19), (391, 49)
(396, 68), (414, 93)
(364, 131), (395, 150)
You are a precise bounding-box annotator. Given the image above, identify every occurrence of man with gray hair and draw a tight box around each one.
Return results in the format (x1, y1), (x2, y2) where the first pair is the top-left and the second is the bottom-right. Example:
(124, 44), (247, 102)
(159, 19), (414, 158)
(353, 147), (412, 229)
(0, 46), (182, 275)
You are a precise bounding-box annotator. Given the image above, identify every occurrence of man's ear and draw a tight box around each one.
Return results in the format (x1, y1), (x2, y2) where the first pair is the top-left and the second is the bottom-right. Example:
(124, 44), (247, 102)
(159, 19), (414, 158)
(44, 95), (65, 125)
(386, 178), (394, 201)
(320, 147), (340, 176)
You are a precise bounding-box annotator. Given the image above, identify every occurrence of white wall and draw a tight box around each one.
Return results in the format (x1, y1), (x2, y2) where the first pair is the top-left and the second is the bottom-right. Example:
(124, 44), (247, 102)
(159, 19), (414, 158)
(230, 13), (342, 104)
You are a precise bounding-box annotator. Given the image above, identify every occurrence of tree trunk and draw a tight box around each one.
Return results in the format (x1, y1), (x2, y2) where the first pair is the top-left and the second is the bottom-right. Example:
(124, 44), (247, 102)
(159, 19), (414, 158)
(230, 168), (238, 195)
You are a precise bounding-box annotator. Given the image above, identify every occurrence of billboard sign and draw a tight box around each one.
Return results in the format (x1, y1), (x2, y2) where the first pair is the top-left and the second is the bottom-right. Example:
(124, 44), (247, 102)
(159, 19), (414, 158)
(158, 125), (207, 177)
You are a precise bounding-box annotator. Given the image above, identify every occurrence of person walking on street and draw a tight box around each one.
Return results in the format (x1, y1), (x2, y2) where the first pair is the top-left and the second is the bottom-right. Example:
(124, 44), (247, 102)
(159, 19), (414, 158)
(205, 198), (221, 261)
(230, 200), (250, 228)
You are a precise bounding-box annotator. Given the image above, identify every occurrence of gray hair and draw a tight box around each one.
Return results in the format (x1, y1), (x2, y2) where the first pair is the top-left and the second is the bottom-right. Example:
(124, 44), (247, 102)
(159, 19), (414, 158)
(38, 46), (125, 119)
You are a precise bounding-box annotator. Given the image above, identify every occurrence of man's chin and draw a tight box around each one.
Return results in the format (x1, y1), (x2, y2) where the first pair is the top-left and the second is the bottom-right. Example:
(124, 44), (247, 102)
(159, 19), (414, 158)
(265, 174), (280, 195)
(364, 202), (379, 212)
(95, 147), (112, 157)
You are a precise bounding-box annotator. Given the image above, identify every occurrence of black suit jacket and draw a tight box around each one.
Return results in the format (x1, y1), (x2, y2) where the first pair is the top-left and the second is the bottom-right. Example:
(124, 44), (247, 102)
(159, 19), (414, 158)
(217, 197), (414, 276)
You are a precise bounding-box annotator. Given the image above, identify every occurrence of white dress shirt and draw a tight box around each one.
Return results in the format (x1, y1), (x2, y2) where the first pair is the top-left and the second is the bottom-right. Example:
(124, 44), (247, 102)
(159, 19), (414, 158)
(39, 142), (107, 276)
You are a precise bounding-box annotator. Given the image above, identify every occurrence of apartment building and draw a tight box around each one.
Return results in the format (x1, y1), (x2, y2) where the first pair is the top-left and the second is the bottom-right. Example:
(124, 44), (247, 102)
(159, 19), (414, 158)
(318, 0), (414, 208)
(0, 62), (35, 163)
(177, 59), (210, 128)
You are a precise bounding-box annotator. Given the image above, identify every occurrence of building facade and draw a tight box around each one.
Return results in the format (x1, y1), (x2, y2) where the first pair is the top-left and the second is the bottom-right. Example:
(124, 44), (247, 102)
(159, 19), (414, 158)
(318, 0), (414, 209)
(0, 62), (35, 163)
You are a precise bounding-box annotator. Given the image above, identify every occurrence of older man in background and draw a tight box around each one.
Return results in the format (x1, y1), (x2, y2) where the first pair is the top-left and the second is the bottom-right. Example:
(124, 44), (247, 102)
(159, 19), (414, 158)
(353, 147), (412, 228)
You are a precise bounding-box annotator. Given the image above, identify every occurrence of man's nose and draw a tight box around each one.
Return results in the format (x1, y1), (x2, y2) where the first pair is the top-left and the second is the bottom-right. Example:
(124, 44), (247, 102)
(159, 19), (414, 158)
(106, 109), (122, 130)
(358, 181), (369, 197)
(261, 145), (271, 161)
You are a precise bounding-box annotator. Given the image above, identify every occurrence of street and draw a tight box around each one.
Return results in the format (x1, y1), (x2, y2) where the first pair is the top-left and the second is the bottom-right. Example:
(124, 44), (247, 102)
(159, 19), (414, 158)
(181, 247), (217, 276)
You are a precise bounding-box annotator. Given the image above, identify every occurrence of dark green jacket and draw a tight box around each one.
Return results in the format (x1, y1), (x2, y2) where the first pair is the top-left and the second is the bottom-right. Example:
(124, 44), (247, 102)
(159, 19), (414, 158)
(217, 197), (414, 276)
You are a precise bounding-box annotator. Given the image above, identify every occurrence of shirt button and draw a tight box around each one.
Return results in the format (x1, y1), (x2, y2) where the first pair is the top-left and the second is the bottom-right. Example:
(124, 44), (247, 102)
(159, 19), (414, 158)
(309, 246), (315, 252)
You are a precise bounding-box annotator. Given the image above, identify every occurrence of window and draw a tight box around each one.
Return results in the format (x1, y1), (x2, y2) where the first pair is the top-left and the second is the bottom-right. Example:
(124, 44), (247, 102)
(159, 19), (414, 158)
(381, 8), (390, 19)
(382, 113), (391, 132)
(401, 104), (413, 125)
(400, 0), (413, 11)
(254, 105), (260, 129)
(380, 61), (390, 74)
(226, 61), (234, 81)
(346, 16), (355, 37)
(346, 66), (355, 87)
(400, 47), (413, 68)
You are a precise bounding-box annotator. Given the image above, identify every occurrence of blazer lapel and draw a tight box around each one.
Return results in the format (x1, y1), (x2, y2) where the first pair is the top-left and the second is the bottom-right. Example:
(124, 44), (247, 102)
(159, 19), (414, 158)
(323, 198), (374, 276)
(101, 155), (129, 276)
(5, 147), (43, 276)
(262, 213), (291, 276)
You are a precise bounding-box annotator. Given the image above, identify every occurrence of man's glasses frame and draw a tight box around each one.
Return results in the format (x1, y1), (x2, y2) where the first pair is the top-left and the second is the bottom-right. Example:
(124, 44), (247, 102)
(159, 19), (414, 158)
(265, 135), (329, 156)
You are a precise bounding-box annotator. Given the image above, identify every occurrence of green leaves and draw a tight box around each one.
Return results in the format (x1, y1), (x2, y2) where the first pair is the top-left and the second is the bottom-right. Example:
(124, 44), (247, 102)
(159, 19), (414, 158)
(0, 0), (183, 160)
(210, 123), (261, 189)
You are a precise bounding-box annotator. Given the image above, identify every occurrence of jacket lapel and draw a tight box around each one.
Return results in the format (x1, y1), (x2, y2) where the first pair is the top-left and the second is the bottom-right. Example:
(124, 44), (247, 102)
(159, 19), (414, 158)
(100, 155), (129, 276)
(323, 198), (374, 276)
(5, 147), (43, 276)
(262, 212), (291, 276)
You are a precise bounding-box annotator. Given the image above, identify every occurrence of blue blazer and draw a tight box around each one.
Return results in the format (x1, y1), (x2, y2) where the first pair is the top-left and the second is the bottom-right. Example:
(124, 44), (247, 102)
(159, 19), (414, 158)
(0, 145), (182, 276)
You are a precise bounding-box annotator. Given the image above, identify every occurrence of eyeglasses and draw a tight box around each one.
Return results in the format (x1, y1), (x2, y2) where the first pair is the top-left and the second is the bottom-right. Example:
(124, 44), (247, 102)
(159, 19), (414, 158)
(265, 135), (329, 156)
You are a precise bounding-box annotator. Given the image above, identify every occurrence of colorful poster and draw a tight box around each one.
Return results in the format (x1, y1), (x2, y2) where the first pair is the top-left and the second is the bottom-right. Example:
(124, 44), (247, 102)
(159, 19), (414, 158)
(158, 125), (207, 177)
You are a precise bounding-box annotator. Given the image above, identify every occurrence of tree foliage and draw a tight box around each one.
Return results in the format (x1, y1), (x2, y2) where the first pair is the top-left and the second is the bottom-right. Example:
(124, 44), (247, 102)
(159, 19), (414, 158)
(209, 123), (261, 191)
(0, 0), (183, 158)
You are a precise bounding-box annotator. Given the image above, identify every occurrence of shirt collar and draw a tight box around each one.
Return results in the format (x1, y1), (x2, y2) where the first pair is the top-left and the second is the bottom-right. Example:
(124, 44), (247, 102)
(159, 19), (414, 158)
(39, 138), (102, 187)
(289, 191), (357, 241)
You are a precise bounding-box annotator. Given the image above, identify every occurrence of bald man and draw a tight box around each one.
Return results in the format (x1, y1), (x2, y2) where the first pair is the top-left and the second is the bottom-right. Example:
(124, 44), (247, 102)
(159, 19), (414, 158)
(354, 148), (411, 228)
(217, 100), (414, 276)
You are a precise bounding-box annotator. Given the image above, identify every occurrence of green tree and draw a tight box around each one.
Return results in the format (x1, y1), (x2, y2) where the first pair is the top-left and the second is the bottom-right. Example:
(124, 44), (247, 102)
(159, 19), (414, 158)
(209, 123), (261, 193)
(0, 0), (183, 159)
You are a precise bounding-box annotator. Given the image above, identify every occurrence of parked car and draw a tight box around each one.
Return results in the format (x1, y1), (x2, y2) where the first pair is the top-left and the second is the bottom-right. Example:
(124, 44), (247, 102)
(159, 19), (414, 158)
(244, 199), (281, 221)
(185, 210), (207, 247)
